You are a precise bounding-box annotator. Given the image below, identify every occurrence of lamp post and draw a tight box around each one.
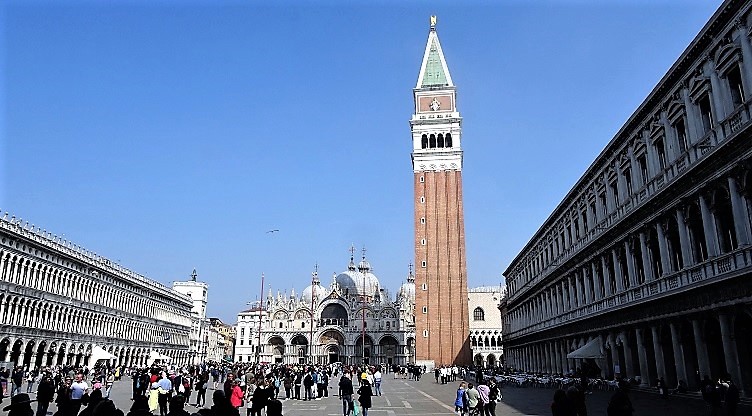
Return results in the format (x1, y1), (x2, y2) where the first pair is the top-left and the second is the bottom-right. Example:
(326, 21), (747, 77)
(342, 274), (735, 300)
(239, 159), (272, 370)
(309, 265), (317, 365)
(256, 273), (265, 365)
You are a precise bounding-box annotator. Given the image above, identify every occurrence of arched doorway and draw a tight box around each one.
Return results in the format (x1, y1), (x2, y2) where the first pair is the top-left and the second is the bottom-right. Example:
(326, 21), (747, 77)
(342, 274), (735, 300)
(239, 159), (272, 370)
(269, 336), (285, 364)
(10, 340), (23, 366)
(487, 354), (497, 368)
(474, 354), (484, 368)
(319, 330), (345, 364)
(355, 335), (374, 365)
(35, 342), (47, 369)
(23, 341), (35, 369)
(0, 338), (10, 362)
(291, 335), (308, 365)
(378, 336), (399, 366)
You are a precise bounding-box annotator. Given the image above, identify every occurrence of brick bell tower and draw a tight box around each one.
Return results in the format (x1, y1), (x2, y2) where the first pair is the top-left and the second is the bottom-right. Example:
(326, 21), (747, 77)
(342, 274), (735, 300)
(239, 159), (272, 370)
(411, 16), (470, 367)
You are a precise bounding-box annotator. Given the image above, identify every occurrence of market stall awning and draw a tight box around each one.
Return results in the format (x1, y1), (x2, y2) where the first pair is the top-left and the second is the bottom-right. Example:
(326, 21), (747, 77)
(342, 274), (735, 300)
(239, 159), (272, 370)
(566, 338), (604, 359)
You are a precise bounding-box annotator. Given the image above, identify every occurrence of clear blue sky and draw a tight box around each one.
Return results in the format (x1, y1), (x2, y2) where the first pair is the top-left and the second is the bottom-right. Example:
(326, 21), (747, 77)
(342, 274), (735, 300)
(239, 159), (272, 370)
(1, 0), (719, 323)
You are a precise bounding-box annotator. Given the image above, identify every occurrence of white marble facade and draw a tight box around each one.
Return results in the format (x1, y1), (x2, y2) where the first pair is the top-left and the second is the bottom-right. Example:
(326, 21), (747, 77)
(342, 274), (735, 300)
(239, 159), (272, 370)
(0, 212), (193, 369)
(235, 252), (416, 366)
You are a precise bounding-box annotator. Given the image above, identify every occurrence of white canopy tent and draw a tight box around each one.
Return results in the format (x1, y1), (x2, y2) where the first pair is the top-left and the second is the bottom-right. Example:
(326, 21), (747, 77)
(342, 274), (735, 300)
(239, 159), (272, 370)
(147, 350), (172, 365)
(566, 338), (604, 359)
(90, 346), (116, 363)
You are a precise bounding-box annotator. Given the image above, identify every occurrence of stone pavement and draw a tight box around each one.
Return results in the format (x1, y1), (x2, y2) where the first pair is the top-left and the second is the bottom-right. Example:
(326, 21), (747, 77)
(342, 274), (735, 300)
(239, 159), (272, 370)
(3, 376), (751, 415)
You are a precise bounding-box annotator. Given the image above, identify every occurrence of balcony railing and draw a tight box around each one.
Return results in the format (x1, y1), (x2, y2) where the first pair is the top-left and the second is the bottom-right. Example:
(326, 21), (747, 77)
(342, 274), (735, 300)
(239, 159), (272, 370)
(507, 246), (752, 338)
(508, 100), (752, 304)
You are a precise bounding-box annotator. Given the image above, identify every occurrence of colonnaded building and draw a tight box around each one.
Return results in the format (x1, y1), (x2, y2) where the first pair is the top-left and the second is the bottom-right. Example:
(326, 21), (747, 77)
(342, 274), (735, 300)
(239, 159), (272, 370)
(234, 250), (416, 366)
(0, 212), (193, 368)
(503, 0), (752, 396)
(469, 286), (506, 368)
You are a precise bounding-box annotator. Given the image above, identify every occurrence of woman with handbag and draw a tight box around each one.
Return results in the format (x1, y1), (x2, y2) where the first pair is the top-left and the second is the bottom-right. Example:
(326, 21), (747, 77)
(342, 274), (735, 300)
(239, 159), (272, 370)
(357, 379), (373, 416)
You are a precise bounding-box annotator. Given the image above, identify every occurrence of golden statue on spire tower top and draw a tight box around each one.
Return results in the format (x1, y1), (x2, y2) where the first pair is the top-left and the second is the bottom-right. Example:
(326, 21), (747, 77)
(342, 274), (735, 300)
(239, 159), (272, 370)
(430, 15), (437, 29)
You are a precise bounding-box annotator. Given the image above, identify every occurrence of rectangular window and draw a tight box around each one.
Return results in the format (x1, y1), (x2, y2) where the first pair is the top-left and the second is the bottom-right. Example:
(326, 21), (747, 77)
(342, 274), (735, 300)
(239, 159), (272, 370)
(421, 261), (427, 268)
(637, 155), (648, 184)
(420, 217), (426, 224)
(422, 306), (427, 314)
(610, 182), (620, 207)
(674, 118), (688, 153)
(624, 168), (633, 196)
(728, 65), (745, 107)
(599, 193), (607, 218)
(698, 94), (714, 133)
(419, 176), (425, 183)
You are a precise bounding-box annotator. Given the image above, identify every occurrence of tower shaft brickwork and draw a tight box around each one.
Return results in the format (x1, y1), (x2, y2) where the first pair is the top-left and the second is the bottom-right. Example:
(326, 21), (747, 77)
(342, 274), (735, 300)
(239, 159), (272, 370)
(410, 18), (471, 366)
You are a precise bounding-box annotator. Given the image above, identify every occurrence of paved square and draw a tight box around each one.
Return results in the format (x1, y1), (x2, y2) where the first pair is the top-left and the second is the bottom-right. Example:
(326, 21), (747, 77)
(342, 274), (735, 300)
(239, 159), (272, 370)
(4, 375), (750, 416)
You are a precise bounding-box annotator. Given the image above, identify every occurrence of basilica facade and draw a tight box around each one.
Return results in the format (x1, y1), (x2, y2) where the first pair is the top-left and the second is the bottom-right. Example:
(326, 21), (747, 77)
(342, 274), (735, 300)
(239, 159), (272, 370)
(234, 252), (416, 366)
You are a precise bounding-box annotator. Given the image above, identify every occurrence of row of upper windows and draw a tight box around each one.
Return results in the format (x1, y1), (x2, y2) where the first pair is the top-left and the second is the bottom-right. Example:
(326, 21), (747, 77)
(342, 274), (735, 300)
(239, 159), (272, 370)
(419, 133), (453, 149)
(508, 45), (752, 293)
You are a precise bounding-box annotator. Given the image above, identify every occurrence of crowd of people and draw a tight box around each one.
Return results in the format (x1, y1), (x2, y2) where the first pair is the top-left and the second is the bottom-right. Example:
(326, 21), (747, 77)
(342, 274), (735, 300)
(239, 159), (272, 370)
(0, 361), (403, 416)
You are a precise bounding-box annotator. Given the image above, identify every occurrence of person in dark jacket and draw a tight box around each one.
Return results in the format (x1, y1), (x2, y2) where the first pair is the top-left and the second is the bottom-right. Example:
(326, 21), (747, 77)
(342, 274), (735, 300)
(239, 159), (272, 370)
(725, 379), (740, 416)
(250, 379), (269, 416)
(551, 389), (576, 416)
(565, 385), (587, 416)
(357, 379), (373, 416)
(339, 373), (354, 416)
(125, 396), (152, 416)
(606, 381), (633, 416)
(36, 376), (55, 416)
(78, 389), (103, 416)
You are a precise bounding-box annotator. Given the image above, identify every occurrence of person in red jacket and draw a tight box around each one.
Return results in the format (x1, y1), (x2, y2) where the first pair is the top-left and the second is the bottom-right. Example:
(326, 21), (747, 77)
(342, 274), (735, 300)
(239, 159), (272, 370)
(230, 380), (244, 410)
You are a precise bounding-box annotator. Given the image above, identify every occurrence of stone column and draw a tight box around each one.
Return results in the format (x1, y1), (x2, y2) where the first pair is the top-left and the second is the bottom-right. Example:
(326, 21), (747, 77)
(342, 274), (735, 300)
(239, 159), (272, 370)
(636, 328), (651, 387)
(692, 319), (712, 380)
(699, 193), (720, 257)
(670, 322), (688, 386)
(610, 336), (620, 378)
(719, 313), (743, 389)
(656, 222), (671, 275)
(709, 63), (729, 121)
(583, 267), (593, 304)
(612, 248), (624, 292)
(625, 240), (638, 287)
(592, 261), (603, 300)
(639, 231), (654, 281)
(601, 255), (613, 296)
(620, 331), (635, 379)
(728, 176), (751, 246)
(574, 274), (583, 307)
(651, 325), (667, 381)
(676, 208), (693, 266)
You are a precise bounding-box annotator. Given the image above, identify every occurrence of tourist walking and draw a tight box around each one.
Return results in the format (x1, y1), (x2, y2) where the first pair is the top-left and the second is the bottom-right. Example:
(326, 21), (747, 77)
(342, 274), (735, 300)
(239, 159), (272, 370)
(357, 379), (373, 416)
(476, 379), (490, 416)
(339, 373), (354, 416)
(195, 374), (208, 407)
(454, 382), (467, 416)
(725, 379), (740, 416)
(551, 389), (576, 416)
(606, 380), (633, 416)
(3, 393), (36, 416)
(373, 369), (382, 396)
(464, 383), (479, 416)
(35, 375), (54, 416)
(487, 378), (500, 416)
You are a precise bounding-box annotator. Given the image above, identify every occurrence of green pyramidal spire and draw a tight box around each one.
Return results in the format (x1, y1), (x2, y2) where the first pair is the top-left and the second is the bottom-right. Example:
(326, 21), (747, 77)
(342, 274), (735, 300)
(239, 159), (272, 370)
(416, 17), (454, 89)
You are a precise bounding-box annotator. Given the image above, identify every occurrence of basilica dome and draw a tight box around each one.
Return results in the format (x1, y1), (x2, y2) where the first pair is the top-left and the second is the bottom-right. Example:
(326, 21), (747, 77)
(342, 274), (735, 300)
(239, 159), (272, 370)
(301, 283), (328, 304)
(335, 254), (381, 298)
(398, 281), (415, 300)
